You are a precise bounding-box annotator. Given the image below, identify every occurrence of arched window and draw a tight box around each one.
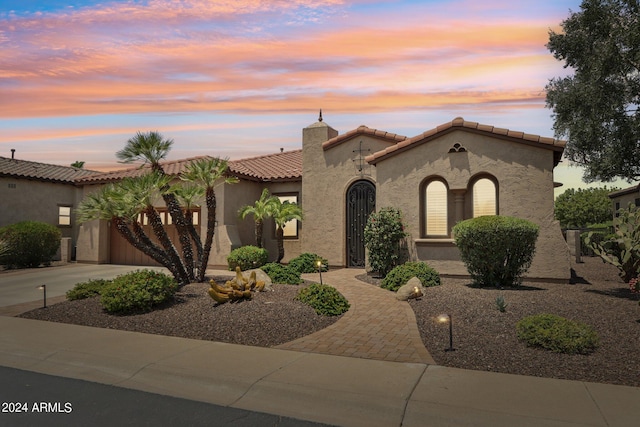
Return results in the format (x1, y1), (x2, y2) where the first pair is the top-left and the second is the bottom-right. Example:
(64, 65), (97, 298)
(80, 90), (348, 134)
(425, 179), (448, 236)
(472, 177), (497, 217)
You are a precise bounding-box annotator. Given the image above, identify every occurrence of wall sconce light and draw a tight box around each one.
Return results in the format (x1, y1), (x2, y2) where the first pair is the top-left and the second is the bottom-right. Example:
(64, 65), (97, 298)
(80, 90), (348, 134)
(37, 284), (47, 308)
(316, 260), (324, 285)
(437, 314), (455, 351)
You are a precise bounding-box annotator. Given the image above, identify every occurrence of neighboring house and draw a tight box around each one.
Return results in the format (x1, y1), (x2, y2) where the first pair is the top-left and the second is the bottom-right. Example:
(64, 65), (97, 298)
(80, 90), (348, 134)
(0, 153), (98, 260)
(74, 115), (571, 281)
(608, 185), (640, 216)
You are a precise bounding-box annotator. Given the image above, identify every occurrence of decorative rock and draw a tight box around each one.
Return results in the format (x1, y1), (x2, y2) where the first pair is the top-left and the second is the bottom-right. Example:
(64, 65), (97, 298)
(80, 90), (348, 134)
(396, 277), (425, 301)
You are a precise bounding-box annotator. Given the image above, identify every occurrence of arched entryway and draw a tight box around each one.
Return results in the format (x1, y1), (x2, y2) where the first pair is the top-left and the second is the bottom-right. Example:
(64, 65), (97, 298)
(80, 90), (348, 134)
(346, 180), (376, 267)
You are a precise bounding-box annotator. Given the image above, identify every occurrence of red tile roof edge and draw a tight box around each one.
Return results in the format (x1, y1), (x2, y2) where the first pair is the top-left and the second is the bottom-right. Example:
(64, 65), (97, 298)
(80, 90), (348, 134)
(0, 156), (99, 184)
(322, 125), (406, 151)
(365, 117), (566, 165)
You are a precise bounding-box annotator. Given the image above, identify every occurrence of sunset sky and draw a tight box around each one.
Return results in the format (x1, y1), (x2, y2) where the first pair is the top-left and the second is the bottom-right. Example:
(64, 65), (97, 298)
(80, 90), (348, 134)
(0, 0), (628, 193)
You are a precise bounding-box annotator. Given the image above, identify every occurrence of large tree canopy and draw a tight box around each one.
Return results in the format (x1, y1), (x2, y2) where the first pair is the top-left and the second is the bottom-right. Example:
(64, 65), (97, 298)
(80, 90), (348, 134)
(546, 0), (640, 182)
(554, 186), (617, 229)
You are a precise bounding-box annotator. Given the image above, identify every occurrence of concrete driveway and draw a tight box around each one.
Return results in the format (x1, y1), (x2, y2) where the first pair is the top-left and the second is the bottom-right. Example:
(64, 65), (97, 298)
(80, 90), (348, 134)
(0, 263), (168, 308)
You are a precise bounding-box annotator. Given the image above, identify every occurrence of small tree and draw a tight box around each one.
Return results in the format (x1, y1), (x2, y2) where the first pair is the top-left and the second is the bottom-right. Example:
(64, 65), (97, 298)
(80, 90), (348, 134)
(363, 207), (407, 277)
(272, 199), (303, 263)
(239, 189), (278, 248)
(554, 187), (616, 229)
(453, 216), (539, 287)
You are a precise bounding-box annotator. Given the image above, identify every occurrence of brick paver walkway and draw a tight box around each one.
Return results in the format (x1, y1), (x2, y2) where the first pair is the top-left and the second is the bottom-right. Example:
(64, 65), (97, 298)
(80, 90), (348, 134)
(276, 268), (436, 364)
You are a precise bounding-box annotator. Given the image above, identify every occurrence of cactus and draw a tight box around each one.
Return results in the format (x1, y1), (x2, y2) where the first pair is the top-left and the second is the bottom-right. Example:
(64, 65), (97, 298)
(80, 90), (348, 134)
(584, 204), (640, 282)
(207, 267), (266, 305)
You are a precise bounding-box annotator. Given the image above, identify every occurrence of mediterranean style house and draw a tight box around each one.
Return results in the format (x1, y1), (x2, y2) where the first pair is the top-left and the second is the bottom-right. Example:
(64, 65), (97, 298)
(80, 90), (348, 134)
(1, 115), (572, 281)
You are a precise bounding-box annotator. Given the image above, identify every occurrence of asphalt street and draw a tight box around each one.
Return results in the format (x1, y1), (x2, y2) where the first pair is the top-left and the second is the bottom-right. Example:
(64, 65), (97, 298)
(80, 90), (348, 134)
(0, 366), (333, 427)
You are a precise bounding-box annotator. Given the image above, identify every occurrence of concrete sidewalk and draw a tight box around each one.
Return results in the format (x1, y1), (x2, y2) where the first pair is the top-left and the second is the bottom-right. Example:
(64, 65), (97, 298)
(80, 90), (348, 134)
(0, 316), (638, 427)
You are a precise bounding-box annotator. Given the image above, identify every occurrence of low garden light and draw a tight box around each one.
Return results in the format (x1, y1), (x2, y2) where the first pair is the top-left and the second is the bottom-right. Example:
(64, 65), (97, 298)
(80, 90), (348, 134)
(437, 313), (455, 351)
(37, 284), (47, 308)
(316, 259), (324, 285)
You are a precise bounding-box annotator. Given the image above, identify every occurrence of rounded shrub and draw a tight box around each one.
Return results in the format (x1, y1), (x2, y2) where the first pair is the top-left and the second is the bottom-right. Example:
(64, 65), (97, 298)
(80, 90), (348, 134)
(227, 245), (269, 271)
(516, 314), (599, 355)
(100, 270), (178, 314)
(260, 262), (302, 285)
(288, 252), (328, 274)
(381, 262), (441, 292)
(295, 284), (350, 316)
(453, 215), (539, 287)
(364, 207), (407, 276)
(0, 221), (61, 268)
(66, 279), (112, 300)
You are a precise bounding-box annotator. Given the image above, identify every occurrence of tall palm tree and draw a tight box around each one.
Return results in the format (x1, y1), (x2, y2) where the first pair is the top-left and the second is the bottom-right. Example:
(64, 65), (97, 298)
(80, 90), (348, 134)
(70, 161), (85, 169)
(181, 157), (238, 282)
(116, 131), (195, 281)
(239, 188), (278, 249)
(272, 200), (303, 263)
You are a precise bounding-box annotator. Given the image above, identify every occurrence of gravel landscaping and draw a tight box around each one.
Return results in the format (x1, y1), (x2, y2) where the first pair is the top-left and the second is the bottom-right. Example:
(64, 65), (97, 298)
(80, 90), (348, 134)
(17, 256), (640, 387)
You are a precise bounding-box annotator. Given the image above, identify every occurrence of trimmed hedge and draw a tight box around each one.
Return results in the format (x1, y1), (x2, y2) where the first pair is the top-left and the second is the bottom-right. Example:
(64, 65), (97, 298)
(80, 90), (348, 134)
(295, 284), (350, 316)
(0, 221), (61, 268)
(516, 314), (599, 354)
(381, 262), (441, 292)
(260, 262), (302, 285)
(100, 270), (178, 314)
(288, 252), (328, 273)
(227, 245), (269, 271)
(453, 215), (539, 287)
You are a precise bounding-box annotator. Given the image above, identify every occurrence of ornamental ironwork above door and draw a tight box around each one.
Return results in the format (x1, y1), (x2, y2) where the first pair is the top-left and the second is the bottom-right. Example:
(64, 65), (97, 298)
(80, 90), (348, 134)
(346, 180), (376, 267)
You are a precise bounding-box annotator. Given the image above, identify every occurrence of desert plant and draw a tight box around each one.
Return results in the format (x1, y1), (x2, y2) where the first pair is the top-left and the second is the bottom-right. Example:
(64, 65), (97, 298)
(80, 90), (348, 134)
(381, 262), (441, 292)
(272, 199), (303, 263)
(288, 252), (328, 274)
(238, 188), (278, 248)
(516, 313), (599, 355)
(226, 245), (269, 271)
(364, 207), (407, 277)
(585, 204), (640, 282)
(0, 221), (61, 268)
(495, 295), (508, 313)
(260, 262), (302, 285)
(100, 270), (178, 313)
(295, 283), (350, 316)
(66, 279), (112, 300)
(453, 215), (539, 287)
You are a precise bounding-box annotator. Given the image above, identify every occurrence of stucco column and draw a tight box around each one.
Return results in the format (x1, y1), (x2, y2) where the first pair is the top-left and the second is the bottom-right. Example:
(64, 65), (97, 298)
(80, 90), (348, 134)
(452, 189), (466, 225)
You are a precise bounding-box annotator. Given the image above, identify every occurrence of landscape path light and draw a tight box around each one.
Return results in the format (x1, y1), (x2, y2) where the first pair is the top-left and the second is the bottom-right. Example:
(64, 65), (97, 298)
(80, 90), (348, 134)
(437, 313), (455, 351)
(316, 260), (324, 285)
(37, 284), (47, 308)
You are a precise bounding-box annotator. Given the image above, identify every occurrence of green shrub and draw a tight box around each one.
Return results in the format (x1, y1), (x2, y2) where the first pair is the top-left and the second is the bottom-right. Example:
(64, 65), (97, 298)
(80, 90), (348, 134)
(381, 262), (441, 292)
(227, 245), (269, 271)
(0, 221), (61, 268)
(364, 207), (407, 276)
(516, 314), (599, 355)
(585, 204), (640, 282)
(66, 279), (112, 300)
(453, 215), (539, 287)
(288, 252), (328, 273)
(295, 284), (350, 316)
(100, 270), (178, 314)
(260, 262), (302, 285)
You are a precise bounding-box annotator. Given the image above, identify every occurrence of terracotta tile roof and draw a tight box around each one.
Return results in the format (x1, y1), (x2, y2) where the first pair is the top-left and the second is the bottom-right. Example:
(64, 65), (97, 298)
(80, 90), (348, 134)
(365, 117), (566, 166)
(608, 184), (640, 198)
(75, 156), (212, 184)
(322, 125), (406, 151)
(228, 150), (302, 182)
(75, 151), (303, 184)
(0, 156), (99, 184)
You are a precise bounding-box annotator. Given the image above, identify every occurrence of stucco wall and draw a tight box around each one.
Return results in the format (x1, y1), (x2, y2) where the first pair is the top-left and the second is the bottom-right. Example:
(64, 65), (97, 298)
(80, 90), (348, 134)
(0, 177), (83, 257)
(300, 121), (394, 266)
(374, 130), (570, 281)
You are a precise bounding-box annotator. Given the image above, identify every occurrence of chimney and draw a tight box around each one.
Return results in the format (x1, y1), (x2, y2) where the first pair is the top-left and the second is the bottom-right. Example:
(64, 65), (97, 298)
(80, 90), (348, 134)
(11, 149), (15, 159)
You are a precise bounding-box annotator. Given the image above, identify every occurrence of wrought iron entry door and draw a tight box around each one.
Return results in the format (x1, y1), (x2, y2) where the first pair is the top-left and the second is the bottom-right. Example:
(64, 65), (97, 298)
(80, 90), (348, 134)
(346, 180), (376, 267)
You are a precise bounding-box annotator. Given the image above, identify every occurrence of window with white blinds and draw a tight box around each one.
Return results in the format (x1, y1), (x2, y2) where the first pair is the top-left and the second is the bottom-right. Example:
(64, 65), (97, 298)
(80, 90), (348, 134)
(425, 180), (448, 235)
(473, 178), (496, 217)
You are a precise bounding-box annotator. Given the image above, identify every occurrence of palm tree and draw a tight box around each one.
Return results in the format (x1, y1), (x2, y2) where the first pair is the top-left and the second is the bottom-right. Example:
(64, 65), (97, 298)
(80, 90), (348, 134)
(272, 200), (303, 263)
(70, 161), (85, 169)
(239, 188), (278, 248)
(116, 131), (196, 281)
(181, 157), (238, 282)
